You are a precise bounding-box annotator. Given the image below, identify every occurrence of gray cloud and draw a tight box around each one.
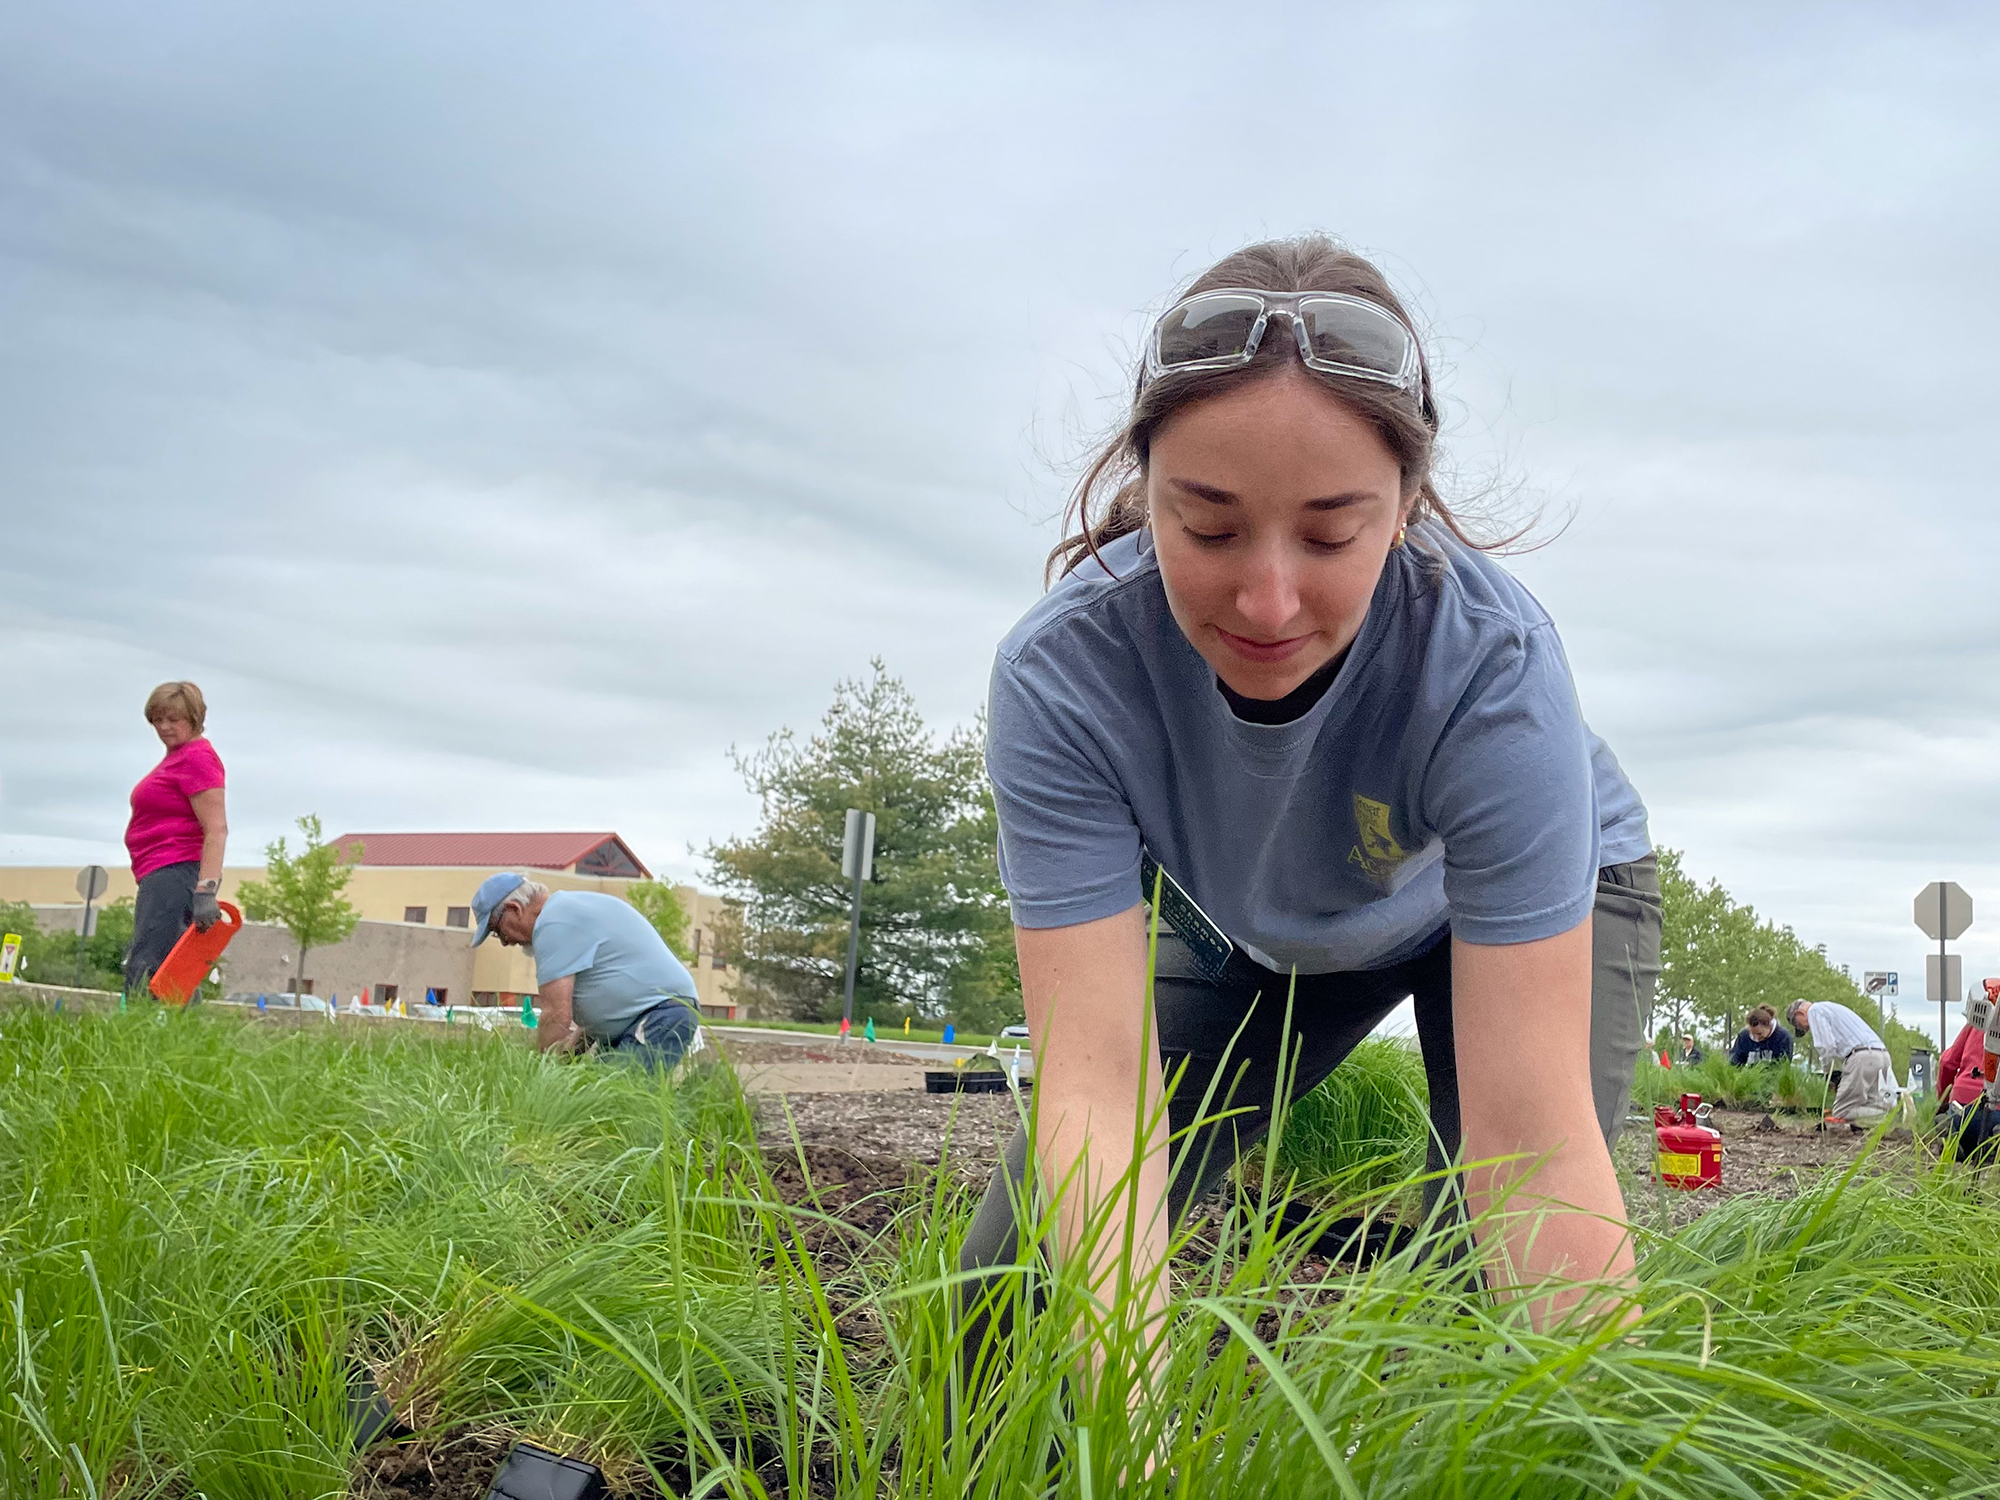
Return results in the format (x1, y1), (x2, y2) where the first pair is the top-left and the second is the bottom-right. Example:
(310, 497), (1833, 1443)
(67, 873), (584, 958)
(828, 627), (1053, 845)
(3, 0), (1997, 1037)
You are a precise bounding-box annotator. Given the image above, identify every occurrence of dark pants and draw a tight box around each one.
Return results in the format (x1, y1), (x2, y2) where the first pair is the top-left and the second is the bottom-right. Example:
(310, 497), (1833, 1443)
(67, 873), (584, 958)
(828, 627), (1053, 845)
(606, 999), (700, 1071)
(126, 860), (199, 993)
(957, 857), (1662, 1311)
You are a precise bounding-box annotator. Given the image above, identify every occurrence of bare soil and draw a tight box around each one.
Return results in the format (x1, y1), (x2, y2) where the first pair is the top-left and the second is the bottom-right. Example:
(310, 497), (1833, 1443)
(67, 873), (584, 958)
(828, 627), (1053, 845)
(359, 1434), (515, 1500)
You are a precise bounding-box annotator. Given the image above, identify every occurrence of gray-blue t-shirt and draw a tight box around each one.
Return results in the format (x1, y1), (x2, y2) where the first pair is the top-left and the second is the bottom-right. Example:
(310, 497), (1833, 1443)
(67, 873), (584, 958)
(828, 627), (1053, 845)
(986, 525), (1649, 974)
(530, 890), (699, 1041)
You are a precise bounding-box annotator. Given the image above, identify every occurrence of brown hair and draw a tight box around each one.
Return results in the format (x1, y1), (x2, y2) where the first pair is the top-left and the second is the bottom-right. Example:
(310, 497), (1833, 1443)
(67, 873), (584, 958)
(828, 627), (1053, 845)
(1746, 1005), (1776, 1028)
(1049, 234), (1495, 583)
(144, 681), (207, 736)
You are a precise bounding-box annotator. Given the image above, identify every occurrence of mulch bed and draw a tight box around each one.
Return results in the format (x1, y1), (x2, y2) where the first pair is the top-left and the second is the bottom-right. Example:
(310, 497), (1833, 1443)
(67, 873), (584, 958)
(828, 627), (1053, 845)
(713, 1036), (918, 1068)
(755, 1087), (1022, 1188)
(1613, 1104), (1916, 1231)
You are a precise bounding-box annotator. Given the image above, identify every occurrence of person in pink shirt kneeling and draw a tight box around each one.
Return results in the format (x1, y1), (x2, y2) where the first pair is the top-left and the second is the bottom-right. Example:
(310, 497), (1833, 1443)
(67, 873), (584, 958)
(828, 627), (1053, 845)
(123, 681), (229, 993)
(1938, 1021), (1990, 1113)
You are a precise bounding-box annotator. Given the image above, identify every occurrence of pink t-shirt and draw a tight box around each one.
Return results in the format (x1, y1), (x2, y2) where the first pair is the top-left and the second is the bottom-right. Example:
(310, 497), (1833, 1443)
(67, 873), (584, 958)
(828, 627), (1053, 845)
(125, 738), (226, 879)
(1940, 1023), (1991, 1109)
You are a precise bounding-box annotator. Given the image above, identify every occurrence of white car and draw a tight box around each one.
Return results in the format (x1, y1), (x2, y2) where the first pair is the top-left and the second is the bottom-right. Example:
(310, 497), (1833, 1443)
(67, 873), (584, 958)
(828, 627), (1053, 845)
(998, 1023), (1031, 1041)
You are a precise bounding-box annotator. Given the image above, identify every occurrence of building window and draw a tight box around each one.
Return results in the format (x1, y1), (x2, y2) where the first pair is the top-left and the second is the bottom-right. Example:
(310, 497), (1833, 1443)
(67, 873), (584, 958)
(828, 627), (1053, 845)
(575, 839), (644, 877)
(404, 906), (428, 924)
(426, 988), (448, 1007)
(473, 991), (497, 1005)
(373, 984), (399, 1005)
(445, 906), (470, 929)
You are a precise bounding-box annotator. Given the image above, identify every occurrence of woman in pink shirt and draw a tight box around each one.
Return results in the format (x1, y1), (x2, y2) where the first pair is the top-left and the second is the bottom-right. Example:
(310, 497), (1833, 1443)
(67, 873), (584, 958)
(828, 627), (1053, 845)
(123, 681), (229, 992)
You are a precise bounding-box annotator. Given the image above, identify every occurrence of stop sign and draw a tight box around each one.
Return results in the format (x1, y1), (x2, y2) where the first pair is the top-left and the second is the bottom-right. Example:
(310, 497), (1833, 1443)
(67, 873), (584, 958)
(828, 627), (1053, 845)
(1914, 881), (1973, 941)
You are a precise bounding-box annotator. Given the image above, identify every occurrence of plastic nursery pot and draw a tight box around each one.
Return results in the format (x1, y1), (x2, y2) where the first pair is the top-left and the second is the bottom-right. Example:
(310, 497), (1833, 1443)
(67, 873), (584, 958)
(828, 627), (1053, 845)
(485, 1442), (608, 1500)
(347, 1366), (410, 1448)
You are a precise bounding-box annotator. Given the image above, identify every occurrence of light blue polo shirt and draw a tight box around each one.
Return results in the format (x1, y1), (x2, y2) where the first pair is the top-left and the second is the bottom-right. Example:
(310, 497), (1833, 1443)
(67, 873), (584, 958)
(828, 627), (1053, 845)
(986, 524), (1649, 974)
(530, 890), (699, 1041)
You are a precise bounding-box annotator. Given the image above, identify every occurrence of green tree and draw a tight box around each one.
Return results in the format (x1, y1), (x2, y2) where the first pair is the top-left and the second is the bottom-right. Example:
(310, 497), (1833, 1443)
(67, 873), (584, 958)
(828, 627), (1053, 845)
(237, 817), (360, 997)
(1656, 847), (1922, 1069)
(707, 661), (1020, 1029)
(0, 897), (135, 993)
(626, 881), (693, 962)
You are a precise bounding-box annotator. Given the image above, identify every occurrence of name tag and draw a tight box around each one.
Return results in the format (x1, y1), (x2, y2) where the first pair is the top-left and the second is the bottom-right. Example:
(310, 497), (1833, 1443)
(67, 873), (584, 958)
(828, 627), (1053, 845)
(1140, 848), (1234, 982)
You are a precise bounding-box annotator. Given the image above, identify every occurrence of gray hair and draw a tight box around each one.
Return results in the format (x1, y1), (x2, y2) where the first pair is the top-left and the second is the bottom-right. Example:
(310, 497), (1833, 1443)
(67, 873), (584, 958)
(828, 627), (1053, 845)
(502, 879), (549, 911)
(1786, 999), (1810, 1022)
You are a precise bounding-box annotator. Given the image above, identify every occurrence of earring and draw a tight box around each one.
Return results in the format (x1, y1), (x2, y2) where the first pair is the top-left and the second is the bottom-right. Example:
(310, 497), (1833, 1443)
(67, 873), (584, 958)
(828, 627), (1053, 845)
(1394, 524), (1408, 548)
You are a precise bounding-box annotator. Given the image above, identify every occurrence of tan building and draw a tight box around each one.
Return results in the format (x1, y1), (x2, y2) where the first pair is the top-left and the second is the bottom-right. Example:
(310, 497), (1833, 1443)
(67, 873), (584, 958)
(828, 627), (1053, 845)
(0, 831), (744, 1019)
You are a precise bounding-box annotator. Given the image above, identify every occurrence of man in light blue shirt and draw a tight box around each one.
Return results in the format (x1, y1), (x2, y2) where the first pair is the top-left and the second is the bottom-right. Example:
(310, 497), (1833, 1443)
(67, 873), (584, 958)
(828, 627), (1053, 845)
(471, 872), (701, 1070)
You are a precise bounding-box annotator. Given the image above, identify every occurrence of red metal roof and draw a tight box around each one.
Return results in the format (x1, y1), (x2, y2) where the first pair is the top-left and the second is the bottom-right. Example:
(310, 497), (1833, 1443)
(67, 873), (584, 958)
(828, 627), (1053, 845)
(330, 832), (650, 878)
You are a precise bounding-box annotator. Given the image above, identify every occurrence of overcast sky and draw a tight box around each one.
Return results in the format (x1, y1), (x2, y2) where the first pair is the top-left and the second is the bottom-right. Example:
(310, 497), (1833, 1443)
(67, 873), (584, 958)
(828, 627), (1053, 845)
(4, 2), (1996, 1039)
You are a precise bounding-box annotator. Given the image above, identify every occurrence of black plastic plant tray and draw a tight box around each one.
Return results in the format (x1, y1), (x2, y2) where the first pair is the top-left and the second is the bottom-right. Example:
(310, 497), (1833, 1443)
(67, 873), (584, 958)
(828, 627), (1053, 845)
(484, 1442), (608, 1500)
(925, 1069), (1028, 1094)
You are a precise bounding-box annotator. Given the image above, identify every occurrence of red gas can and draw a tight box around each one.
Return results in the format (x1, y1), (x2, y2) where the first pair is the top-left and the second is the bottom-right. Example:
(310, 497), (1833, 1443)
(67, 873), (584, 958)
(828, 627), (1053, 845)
(1653, 1093), (1723, 1190)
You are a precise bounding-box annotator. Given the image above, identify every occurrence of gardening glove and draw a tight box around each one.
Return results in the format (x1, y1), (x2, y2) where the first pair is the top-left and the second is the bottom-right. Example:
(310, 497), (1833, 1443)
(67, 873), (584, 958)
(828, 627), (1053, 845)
(191, 888), (221, 931)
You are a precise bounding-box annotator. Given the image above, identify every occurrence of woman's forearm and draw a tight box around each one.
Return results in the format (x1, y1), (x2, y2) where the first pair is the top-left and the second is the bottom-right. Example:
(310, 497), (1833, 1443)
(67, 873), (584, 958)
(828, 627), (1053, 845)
(1454, 924), (1638, 1329)
(190, 789), (227, 886)
(1037, 1067), (1174, 1333)
(198, 826), (226, 886)
(1017, 908), (1176, 1378)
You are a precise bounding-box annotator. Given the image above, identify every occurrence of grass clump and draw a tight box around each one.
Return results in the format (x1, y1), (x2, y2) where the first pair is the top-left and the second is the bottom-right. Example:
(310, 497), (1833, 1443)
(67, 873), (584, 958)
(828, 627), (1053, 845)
(1270, 1037), (1429, 1194)
(3, 1004), (1996, 1497)
(1633, 1052), (1832, 1113)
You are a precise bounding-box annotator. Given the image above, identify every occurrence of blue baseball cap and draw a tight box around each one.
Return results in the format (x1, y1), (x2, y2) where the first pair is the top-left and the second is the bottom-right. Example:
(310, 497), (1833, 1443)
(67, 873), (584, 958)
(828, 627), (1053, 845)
(470, 871), (526, 946)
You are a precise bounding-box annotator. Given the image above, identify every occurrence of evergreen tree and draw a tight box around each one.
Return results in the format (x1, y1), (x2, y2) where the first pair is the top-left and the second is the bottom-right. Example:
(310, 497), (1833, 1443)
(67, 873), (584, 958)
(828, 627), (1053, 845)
(707, 661), (1019, 1029)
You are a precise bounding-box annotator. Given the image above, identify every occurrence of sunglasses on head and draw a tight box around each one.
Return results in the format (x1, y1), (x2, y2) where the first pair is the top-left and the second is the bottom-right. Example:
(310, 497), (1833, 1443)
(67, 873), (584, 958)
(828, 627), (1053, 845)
(1146, 288), (1426, 399)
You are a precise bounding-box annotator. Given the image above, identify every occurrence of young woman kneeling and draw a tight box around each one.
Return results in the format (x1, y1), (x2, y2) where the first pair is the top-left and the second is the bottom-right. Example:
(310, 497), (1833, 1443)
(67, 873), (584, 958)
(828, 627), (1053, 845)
(966, 236), (1660, 1363)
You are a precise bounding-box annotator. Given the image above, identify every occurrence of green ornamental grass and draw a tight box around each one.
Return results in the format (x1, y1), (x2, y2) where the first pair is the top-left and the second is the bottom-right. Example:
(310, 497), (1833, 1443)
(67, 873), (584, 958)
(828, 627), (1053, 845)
(0, 1005), (1993, 1498)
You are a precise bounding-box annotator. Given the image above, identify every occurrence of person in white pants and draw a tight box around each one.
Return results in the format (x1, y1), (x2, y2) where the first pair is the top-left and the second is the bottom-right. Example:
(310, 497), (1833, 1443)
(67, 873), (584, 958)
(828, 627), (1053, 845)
(1788, 998), (1893, 1126)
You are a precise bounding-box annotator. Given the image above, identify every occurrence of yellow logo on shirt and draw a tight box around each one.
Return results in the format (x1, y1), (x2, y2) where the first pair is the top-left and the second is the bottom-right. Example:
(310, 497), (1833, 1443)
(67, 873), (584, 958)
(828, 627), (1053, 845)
(1348, 795), (1408, 887)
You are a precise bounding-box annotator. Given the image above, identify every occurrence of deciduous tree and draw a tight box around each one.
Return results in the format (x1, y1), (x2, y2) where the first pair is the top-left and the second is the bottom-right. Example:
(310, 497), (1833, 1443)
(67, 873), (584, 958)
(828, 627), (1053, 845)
(1655, 848), (1925, 1068)
(626, 881), (694, 962)
(237, 816), (360, 997)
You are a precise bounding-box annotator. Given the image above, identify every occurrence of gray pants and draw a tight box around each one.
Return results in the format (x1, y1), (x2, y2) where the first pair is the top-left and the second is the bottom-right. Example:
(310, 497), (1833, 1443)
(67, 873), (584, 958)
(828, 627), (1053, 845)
(126, 860), (199, 993)
(958, 856), (1662, 1298)
(1590, 856), (1665, 1141)
(1831, 1047), (1894, 1123)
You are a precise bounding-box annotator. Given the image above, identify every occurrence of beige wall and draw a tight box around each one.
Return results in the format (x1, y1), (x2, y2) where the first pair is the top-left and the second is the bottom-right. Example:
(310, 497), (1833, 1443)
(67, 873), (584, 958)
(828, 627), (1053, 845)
(228, 917), (476, 1005)
(0, 865), (743, 1018)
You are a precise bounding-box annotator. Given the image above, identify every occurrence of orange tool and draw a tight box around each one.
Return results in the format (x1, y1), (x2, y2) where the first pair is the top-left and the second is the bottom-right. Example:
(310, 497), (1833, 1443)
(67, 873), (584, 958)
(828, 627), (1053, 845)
(150, 900), (243, 1006)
